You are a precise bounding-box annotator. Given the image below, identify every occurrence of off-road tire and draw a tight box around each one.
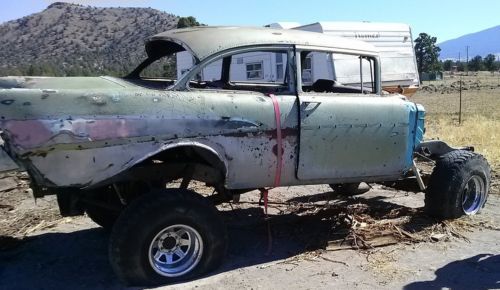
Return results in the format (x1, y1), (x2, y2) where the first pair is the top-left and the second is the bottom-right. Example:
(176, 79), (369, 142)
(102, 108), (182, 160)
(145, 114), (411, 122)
(109, 188), (227, 286)
(425, 150), (490, 219)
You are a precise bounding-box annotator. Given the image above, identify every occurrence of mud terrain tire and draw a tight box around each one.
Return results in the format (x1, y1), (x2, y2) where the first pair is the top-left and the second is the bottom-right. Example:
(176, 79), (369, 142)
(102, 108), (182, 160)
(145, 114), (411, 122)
(425, 150), (490, 219)
(109, 189), (227, 286)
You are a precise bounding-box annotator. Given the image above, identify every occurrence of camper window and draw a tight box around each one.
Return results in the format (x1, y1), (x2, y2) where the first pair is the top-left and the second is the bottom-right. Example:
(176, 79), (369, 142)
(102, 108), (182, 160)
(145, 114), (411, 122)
(246, 62), (263, 80)
(302, 56), (313, 84)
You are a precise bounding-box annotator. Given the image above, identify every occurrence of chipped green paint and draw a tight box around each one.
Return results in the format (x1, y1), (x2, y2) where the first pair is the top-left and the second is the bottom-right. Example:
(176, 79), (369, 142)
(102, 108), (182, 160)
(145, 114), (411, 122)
(0, 26), (426, 190)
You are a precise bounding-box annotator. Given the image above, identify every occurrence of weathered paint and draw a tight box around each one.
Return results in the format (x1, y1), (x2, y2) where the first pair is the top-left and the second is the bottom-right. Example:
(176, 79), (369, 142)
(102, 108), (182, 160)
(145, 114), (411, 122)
(415, 104), (426, 145)
(405, 102), (426, 169)
(0, 82), (418, 189)
(2, 117), (261, 150)
(0, 86), (293, 188)
(148, 26), (378, 62)
(297, 94), (417, 180)
(0, 27), (426, 190)
(0, 76), (130, 90)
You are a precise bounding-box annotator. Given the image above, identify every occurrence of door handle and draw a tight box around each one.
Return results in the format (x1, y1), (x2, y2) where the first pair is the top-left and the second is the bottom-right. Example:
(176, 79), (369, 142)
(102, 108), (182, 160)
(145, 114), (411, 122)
(301, 101), (321, 113)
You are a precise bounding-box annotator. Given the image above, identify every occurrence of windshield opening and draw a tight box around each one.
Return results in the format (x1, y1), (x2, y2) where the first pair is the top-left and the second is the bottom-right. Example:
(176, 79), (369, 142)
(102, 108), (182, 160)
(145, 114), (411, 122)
(124, 39), (197, 89)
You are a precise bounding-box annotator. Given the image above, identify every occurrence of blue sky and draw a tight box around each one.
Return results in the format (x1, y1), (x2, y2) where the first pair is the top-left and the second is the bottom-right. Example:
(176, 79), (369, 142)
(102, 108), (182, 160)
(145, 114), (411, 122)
(1, 0), (499, 43)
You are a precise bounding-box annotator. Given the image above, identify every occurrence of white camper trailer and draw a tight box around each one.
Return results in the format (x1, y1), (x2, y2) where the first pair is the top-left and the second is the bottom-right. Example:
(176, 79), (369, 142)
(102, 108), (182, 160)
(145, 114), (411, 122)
(294, 22), (420, 96)
(176, 22), (420, 96)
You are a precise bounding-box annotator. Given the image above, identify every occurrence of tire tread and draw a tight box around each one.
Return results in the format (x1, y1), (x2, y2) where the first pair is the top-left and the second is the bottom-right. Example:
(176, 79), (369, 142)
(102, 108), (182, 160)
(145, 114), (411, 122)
(425, 150), (490, 219)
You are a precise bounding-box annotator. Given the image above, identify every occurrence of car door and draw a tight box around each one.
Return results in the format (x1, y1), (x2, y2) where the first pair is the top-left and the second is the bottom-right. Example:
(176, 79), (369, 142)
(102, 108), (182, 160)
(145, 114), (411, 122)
(181, 45), (299, 189)
(296, 49), (415, 180)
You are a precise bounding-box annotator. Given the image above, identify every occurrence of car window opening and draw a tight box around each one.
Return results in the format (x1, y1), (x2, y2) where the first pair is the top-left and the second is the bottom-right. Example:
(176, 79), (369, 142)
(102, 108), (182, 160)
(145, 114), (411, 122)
(300, 50), (376, 95)
(187, 49), (292, 95)
(123, 40), (188, 90)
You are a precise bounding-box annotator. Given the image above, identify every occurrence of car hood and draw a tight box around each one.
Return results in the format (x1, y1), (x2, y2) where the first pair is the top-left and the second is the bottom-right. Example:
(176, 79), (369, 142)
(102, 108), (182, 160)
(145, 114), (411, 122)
(0, 76), (131, 90)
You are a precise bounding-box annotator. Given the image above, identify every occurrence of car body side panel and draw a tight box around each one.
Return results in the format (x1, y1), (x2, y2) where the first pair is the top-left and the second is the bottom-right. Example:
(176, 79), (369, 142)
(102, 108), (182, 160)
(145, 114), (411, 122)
(297, 95), (415, 180)
(0, 76), (132, 90)
(198, 92), (299, 189)
(0, 87), (299, 189)
(0, 84), (417, 189)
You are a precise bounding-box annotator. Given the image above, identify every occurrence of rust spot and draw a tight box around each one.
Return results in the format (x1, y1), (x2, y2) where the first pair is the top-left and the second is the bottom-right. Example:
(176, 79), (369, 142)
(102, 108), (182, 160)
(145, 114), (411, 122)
(272, 144), (284, 157)
(1, 100), (14, 105)
(268, 127), (298, 140)
(34, 151), (48, 158)
(90, 96), (107, 106)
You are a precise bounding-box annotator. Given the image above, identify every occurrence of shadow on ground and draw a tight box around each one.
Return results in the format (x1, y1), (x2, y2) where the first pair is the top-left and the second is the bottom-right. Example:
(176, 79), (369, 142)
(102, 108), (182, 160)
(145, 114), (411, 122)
(0, 228), (117, 289)
(403, 254), (500, 290)
(0, 191), (439, 289)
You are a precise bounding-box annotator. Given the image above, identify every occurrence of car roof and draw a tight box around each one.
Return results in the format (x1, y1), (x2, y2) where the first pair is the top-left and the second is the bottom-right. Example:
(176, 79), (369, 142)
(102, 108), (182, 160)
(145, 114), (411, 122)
(147, 26), (379, 61)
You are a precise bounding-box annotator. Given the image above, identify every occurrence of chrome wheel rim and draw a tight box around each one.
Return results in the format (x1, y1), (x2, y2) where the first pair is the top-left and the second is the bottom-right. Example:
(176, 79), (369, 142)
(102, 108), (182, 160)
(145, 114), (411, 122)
(462, 175), (486, 215)
(148, 224), (203, 277)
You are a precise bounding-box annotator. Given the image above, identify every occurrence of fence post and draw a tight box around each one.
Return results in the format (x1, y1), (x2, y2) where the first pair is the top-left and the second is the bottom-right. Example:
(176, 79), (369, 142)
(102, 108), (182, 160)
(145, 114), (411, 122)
(459, 75), (462, 125)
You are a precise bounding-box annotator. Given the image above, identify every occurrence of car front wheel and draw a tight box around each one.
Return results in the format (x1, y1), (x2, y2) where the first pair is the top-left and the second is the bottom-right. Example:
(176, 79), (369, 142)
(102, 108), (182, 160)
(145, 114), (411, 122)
(425, 150), (490, 219)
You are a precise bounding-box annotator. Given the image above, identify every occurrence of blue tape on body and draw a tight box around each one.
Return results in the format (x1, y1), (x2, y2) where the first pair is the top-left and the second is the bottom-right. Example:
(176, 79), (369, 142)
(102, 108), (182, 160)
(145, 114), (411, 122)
(404, 103), (425, 170)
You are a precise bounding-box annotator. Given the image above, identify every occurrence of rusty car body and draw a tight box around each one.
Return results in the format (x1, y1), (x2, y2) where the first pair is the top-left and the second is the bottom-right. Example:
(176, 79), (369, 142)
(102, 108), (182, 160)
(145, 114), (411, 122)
(0, 27), (422, 189)
(0, 27), (491, 285)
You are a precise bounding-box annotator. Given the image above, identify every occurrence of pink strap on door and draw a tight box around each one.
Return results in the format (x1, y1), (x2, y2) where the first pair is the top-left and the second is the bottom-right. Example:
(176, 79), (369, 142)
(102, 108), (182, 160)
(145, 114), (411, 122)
(268, 94), (282, 187)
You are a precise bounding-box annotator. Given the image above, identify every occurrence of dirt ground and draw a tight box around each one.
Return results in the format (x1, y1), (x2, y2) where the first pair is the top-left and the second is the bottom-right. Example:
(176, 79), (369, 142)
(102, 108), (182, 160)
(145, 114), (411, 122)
(1, 171), (499, 290)
(1, 73), (499, 289)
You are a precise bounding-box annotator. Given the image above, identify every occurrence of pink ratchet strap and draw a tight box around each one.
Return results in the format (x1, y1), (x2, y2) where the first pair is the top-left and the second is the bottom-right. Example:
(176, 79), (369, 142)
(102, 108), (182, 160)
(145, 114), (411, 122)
(268, 93), (283, 187)
(261, 93), (282, 255)
(259, 94), (282, 219)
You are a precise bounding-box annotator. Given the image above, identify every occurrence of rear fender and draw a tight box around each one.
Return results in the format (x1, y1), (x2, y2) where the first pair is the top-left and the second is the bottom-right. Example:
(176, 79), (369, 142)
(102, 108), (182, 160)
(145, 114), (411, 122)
(22, 140), (229, 189)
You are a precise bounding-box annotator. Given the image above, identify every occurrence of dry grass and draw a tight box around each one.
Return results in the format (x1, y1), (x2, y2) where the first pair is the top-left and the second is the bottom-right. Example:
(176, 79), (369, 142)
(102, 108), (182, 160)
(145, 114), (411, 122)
(424, 115), (499, 166)
(412, 73), (500, 171)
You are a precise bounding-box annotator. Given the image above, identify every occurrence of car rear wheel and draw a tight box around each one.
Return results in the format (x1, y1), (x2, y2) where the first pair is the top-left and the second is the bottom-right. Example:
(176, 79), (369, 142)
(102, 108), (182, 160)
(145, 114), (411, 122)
(109, 188), (227, 286)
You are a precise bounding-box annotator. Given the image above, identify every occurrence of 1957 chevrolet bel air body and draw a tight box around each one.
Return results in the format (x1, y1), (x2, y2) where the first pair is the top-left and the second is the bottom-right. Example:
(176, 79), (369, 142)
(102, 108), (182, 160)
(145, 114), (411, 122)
(0, 27), (490, 285)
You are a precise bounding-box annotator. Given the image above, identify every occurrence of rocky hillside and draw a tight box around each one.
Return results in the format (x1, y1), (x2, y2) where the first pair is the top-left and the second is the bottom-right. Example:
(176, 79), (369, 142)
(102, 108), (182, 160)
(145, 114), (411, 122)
(0, 2), (179, 76)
